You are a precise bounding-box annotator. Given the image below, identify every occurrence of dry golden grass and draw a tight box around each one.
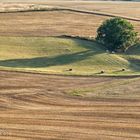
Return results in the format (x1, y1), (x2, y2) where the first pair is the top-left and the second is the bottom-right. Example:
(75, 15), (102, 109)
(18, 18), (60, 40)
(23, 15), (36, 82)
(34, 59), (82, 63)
(0, 1), (139, 37)
(0, 11), (107, 37)
(0, 10), (139, 38)
(0, 2), (140, 139)
(45, 1), (140, 19)
(0, 71), (140, 139)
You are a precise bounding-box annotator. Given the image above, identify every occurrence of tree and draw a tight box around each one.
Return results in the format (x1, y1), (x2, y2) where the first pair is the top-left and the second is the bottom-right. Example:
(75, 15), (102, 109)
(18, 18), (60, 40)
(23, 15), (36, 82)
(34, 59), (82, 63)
(96, 17), (138, 52)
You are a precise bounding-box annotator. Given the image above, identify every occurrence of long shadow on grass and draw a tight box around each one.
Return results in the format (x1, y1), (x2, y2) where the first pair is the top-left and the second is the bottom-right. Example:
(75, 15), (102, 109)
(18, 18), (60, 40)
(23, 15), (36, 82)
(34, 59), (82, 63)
(0, 37), (105, 68)
(128, 58), (140, 71)
(126, 43), (140, 55)
(0, 50), (100, 68)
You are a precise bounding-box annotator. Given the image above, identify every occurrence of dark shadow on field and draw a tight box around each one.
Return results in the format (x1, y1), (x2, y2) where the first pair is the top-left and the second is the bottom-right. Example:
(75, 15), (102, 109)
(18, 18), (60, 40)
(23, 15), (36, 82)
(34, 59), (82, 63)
(58, 36), (106, 50)
(0, 50), (99, 68)
(126, 43), (140, 71)
(0, 38), (104, 68)
(126, 43), (140, 55)
(128, 58), (140, 71)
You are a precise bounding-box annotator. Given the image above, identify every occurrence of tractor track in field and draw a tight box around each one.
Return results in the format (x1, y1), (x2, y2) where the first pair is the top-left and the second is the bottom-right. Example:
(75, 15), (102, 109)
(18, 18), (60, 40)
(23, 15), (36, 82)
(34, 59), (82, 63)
(0, 70), (140, 139)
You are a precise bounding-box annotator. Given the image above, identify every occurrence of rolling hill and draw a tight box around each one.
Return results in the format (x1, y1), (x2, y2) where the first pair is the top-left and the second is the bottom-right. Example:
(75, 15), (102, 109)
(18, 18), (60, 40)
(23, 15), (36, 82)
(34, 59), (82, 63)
(0, 36), (139, 75)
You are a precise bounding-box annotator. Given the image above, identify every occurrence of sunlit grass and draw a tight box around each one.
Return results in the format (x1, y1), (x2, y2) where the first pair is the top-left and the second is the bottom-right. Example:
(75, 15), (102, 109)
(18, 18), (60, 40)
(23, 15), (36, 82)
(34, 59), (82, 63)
(0, 36), (139, 76)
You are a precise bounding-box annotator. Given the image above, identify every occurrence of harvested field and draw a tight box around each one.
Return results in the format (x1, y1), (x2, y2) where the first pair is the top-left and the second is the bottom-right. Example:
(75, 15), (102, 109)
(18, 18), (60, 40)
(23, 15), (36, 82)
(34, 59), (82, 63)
(0, 1), (140, 139)
(0, 10), (139, 37)
(45, 1), (140, 19)
(0, 71), (140, 139)
(0, 1), (139, 37)
(0, 11), (106, 37)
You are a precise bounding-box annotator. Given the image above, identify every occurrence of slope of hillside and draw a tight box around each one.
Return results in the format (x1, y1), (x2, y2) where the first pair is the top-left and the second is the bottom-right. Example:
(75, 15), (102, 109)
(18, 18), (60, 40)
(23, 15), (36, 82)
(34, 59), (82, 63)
(0, 36), (139, 75)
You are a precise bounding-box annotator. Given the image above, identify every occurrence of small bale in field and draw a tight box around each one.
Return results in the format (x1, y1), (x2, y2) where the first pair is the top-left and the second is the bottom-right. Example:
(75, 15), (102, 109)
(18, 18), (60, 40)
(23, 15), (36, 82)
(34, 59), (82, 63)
(100, 70), (105, 74)
(67, 69), (73, 71)
(122, 68), (126, 71)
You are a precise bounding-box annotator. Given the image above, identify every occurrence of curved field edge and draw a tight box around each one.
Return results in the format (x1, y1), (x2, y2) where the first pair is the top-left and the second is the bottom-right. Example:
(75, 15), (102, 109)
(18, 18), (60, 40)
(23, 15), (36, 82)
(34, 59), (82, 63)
(0, 4), (140, 22)
(0, 36), (139, 76)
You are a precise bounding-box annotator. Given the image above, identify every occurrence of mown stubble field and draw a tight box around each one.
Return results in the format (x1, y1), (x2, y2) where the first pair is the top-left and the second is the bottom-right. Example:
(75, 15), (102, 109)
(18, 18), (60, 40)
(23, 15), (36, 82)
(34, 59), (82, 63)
(0, 1), (140, 140)
(0, 11), (107, 37)
(45, 1), (140, 19)
(0, 71), (140, 139)
(0, 2), (139, 37)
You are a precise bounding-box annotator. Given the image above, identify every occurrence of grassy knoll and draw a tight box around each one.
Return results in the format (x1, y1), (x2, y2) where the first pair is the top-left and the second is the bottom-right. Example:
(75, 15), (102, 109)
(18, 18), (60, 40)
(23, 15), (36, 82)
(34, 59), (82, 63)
(0, 36), (139, 75)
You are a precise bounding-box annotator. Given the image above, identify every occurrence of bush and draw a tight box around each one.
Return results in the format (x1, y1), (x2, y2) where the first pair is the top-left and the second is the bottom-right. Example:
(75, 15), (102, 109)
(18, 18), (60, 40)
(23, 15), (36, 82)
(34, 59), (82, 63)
(96, 17), (138, 52)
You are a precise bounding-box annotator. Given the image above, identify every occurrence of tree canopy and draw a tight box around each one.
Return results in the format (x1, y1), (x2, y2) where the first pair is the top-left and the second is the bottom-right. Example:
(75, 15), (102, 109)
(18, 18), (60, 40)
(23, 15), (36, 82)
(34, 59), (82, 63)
(96, 17), (138, 52)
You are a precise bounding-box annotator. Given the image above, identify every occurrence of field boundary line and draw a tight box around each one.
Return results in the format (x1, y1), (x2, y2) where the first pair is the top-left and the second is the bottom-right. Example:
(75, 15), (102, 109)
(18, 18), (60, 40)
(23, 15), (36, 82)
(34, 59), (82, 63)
(0, 6), (140, 22)
(0, 69), (140, 78)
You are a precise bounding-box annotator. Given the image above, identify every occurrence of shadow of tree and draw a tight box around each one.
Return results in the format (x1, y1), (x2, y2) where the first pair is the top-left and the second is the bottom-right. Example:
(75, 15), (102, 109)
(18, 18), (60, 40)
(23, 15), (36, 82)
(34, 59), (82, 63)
(126, 43), (140, 55)
(0, 50), (99, 68)
(128, 58), (140, 71)
(0, 37), (104, 68)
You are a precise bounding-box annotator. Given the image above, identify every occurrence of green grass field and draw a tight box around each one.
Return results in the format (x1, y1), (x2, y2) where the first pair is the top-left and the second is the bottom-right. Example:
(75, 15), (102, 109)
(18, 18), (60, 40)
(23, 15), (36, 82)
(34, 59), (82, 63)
(0, 36), (139, 76)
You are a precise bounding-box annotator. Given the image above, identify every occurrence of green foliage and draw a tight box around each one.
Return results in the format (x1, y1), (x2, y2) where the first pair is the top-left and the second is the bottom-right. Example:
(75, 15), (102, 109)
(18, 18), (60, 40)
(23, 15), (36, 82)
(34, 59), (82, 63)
(96, 17), (138, 52)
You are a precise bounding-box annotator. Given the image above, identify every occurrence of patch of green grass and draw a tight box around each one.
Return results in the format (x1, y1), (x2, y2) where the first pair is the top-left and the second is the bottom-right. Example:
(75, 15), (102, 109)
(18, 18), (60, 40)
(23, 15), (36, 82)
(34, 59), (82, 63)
(67, 77), (140, 98)
(0, 36), (139, 76)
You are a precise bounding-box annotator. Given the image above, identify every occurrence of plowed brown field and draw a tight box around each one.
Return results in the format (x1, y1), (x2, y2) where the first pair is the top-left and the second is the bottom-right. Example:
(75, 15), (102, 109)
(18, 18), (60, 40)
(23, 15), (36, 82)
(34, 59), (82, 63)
(0, 71), (140, 140)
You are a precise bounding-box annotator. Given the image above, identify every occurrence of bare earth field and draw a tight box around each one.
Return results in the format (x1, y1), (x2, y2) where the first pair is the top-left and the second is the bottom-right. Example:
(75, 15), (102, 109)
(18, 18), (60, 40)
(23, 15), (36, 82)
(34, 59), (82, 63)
(0, 71), (140, 139)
